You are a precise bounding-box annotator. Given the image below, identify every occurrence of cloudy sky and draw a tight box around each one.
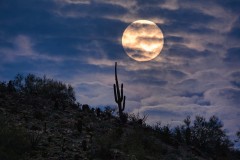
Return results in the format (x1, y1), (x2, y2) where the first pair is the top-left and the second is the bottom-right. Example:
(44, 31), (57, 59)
(1, 0), (240, 143)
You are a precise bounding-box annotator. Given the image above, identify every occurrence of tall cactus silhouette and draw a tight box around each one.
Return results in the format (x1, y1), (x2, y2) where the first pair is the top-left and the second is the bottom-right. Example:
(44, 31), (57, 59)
(113, 62), (126, 119)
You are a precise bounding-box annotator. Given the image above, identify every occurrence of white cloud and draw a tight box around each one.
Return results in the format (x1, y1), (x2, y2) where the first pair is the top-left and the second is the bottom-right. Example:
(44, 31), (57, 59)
(181, 1), (238, 33)
(53, 0), (166, 24)
(56, 0), (91, 5)
(96, 0), (137, 11)
(0, 35), (63, 62)
(161, 0), (179, 10)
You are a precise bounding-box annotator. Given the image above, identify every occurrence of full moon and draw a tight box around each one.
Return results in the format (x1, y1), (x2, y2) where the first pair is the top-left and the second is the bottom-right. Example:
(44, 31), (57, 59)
(122, 20), (164, 62)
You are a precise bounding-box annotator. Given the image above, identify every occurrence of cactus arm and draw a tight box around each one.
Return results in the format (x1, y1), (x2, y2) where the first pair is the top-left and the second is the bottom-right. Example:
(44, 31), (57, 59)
(122, 96), (125, 111)
(119, 83), (123, 101)
(113, 84), (118, 102)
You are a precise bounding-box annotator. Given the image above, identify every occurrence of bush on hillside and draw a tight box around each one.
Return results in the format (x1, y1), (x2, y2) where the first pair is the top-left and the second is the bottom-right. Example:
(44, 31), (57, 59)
(0, 74), (76, 105)
(0, 118), (31, 160)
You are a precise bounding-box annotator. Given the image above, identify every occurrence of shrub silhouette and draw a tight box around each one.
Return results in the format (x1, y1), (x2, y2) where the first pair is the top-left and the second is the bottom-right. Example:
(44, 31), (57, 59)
(29, 131), (42, 149)
(128, 112), (148, 126)
(173, 126), (182, 143)
(0, 119), (31, 160)
(8, 74), (76, 106)
(237, 130), (240, 141)
(172, 115), (233, 157)
(183, 115), (191, 145)
(193, 115), (232, 155)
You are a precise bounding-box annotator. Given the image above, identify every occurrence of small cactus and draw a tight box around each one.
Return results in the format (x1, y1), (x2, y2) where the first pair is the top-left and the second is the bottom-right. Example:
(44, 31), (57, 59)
(96, 108), (101, 117)
(29, 131), (42, 149)
(82, 104), (90, 112)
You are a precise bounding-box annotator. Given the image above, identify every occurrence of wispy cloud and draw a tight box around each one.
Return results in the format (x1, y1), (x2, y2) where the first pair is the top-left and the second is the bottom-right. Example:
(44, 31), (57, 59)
(161, 0), (179, 10)
(1, 35), (63, 62)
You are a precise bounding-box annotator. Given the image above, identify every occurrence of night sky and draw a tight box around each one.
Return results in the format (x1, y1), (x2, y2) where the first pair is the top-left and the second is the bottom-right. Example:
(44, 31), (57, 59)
(1, 0), (240, 144)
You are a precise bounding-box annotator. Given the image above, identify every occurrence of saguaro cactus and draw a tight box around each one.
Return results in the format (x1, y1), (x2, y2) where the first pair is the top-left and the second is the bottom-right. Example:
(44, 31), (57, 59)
(113, 62), (126, 119)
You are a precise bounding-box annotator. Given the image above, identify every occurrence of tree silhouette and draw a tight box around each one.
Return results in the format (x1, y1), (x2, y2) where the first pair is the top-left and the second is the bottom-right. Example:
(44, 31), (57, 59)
(4, 74), (76, 106)
(237, 130), (240, 140)
(183, 115), (191, 145)
(190, 115), (232, 154)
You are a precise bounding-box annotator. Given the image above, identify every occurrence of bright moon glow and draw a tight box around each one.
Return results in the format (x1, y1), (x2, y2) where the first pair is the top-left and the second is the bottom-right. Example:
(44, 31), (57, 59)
(122, 20), (164, 61)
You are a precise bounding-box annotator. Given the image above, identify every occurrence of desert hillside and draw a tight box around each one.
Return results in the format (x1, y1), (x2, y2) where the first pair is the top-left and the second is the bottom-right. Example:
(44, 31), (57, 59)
(0, 74), (240, 160)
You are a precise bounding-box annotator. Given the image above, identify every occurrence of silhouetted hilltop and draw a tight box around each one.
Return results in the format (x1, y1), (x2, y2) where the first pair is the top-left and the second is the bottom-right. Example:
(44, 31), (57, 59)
(0, 74), (240, 160)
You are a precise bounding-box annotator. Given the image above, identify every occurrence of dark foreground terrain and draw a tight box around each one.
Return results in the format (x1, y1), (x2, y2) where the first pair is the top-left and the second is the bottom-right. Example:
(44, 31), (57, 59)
(0, 74), (240, 160)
